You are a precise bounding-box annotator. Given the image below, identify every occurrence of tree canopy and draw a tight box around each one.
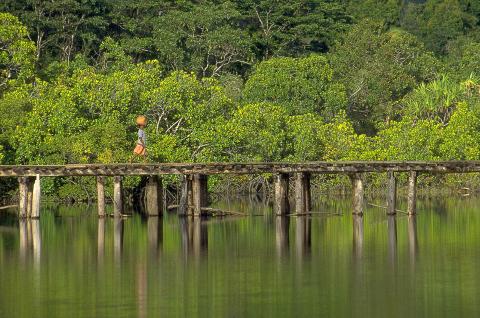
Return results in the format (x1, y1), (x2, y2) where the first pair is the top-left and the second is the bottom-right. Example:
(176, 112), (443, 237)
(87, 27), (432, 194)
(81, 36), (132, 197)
(2, 0), (480, 198)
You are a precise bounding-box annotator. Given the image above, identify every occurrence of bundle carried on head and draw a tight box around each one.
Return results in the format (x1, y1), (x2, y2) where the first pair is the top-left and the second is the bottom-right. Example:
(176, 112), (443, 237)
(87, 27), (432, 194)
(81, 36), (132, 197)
(136, 115), (147, 126)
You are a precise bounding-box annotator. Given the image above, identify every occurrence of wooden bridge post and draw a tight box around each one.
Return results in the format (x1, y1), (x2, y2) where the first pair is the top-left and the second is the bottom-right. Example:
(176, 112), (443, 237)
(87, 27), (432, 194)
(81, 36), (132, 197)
(179, 175), (192, 216)
(18, 177), (28, 218)
(351, 173), (364, 215)
(96, 176), (105, 217)
(26, 177), (34, 217)
(192, 174), (208, 217)
(407, 171), (417, 215)
(113, 176), (123, 217)
(31, 175), (41, 218)
(295, 172), (312, 214)
(145, 176), (163, 216)
(387, 171), (397, 215)
(274, 173), (290, 216)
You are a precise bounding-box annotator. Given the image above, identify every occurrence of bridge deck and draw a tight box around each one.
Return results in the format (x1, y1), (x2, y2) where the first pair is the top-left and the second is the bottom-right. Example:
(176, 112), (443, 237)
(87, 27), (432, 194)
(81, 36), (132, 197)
(1, 161), (480, 177)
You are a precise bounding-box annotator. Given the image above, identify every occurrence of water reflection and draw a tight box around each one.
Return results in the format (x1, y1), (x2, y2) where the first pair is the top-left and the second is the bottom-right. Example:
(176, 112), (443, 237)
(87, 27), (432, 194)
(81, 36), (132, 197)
(18, 219), (41, 267)
(19, 219), (28, 262)
(387, 215), (397, 266)
(136, 261), (148, 318)
(408, 216), (418, 266)
(147, 217), (163, 257)
(295, 217), (311, 258)
(97, 218), (105, 263)
(275, 217), (289, 258)
(180, 217), (208, 259)
(31, 220), (41, 267)
(114, 217), (124, 261)
(352, 215), (364, 260)
(3, 198), (480, 318)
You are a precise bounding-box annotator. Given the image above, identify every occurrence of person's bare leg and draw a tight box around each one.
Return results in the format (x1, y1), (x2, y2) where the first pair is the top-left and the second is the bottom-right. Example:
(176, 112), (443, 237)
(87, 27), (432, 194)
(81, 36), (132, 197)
(129, 154), (134, 164)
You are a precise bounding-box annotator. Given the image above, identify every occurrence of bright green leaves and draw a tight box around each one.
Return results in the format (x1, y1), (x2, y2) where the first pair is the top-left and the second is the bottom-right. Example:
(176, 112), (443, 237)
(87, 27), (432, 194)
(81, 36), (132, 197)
(440, 102), (480, 160)
(374, 117), (443, 161)
(373, 100), (480, 161)
(286, 114), (326, 161)
(0, 13), (36, 94)
(140, 71), (235, 162)
(14, 61), (163, 164)
(244, 55), (347, 118)
(224, 103), (289, 162)
(401, 76), (462, 124)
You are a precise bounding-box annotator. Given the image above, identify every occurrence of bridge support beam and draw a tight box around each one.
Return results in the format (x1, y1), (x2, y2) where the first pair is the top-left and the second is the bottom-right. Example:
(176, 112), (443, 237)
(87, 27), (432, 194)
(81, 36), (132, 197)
(146, 176), (163, 216)
(274, 173), (290, 216)
(18, 177), (28, 218)
(407, 171), (417, 215)
(295, 172), (311, 214)
(31, 175), (41, 218)
(113, 176), (123, 217)
(387, 171), (396, 215)
(96, 176), (105, 217)
(351, 174), (364, 215)
(192, 174), (208, 216)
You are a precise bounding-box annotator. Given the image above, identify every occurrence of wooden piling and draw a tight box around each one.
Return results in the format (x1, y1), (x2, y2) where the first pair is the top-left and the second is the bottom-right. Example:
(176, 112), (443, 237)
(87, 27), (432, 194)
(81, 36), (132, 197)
(192, 174), (208, 217)
(96, 176), (105, 217)
(18, 177), (28, 218)
(407, 171), (417, 215)
(26, 177), (34, 217)
(274, 173), (290, 216)
(295, 172), (311, 214)
(113, 176), (123, 217)
(31, 175), (41, 218)
(387, 171), (396, 215)
(145, 176), (163, 216)
(179, 175), (192, 216)
(351, 174), (364, 215)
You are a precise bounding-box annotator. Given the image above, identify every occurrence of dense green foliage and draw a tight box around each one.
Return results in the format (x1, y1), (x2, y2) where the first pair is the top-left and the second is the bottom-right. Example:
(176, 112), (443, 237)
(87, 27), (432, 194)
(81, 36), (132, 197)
(1, 0), (480, 199)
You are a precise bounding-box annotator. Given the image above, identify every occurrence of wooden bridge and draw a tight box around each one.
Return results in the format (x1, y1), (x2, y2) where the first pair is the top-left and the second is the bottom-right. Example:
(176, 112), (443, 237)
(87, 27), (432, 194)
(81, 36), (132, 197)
(1, 161), (479, 218)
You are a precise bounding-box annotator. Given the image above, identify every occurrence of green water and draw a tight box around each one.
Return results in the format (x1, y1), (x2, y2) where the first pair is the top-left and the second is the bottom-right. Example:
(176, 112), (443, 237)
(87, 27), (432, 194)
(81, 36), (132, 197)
(0, 197), (479, 317)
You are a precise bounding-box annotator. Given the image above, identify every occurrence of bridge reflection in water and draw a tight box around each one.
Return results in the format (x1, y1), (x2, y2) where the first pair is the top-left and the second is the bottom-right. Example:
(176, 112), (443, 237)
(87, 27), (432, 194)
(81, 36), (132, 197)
(18, 213), (419, 266)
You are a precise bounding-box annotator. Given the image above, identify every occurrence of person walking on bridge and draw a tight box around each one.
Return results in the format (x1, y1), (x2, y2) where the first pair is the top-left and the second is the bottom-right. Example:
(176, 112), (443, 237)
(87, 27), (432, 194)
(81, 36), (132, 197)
(130, 115), (147, 163)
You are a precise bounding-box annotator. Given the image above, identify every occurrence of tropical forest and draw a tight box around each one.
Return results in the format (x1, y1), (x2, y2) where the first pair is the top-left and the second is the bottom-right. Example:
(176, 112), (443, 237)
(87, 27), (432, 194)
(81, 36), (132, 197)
(1, 0), (480, 200)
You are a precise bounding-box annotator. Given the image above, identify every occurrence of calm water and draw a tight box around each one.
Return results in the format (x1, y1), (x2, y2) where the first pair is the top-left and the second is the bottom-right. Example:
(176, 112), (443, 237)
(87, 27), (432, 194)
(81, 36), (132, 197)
(0, 196), (479, 317)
